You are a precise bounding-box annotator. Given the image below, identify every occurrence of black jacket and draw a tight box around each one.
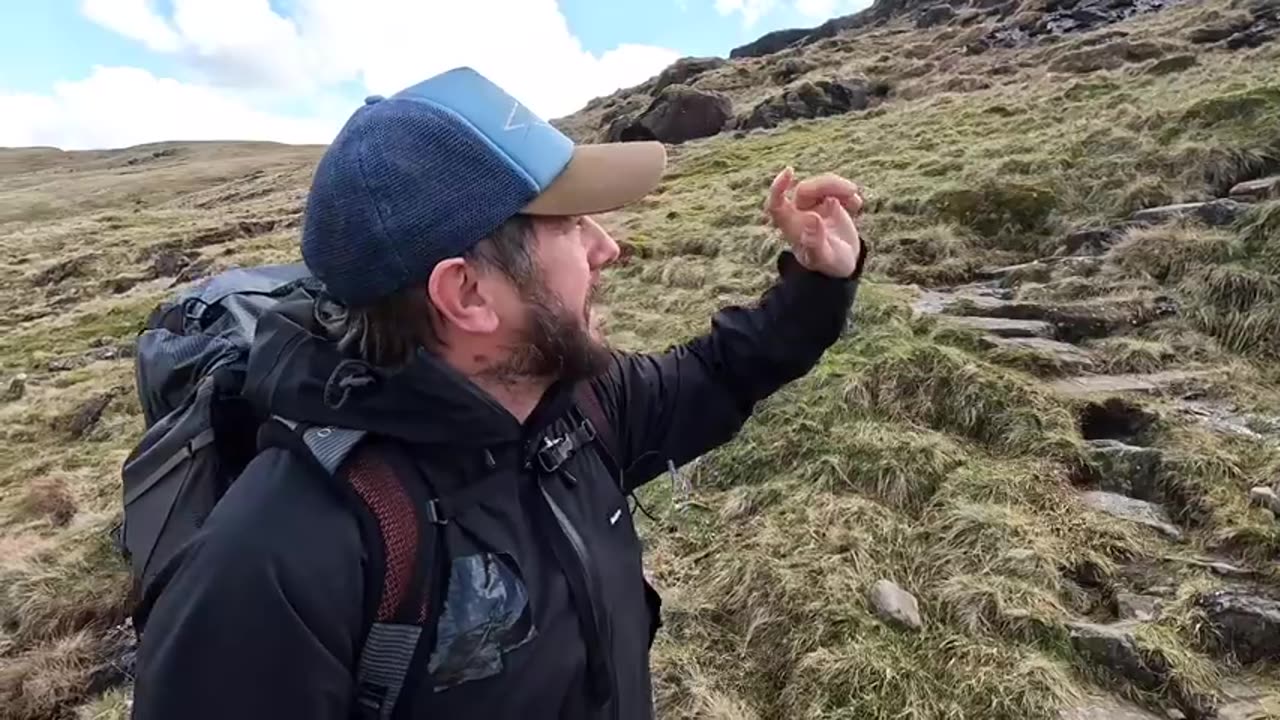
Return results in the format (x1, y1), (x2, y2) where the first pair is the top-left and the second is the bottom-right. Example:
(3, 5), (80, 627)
(130, 250), (864, 720)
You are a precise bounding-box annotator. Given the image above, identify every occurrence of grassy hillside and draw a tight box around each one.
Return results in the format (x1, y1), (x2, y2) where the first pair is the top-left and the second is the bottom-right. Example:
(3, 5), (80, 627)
(4, 0), (1280, 717)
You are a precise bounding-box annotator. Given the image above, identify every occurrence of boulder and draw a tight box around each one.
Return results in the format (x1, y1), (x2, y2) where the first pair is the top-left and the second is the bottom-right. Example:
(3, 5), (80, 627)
(1188, 15), (1255, 44)
(1229, 175), (1280, 201)
(651, 57), (726, 94)
(1080, 491), (1182, 540)
(47, 355), (88, 372)
(917, 4), (958, 27)
(869, 579), (923, 631)
(151, 249), (195, 278)
(1085, 440), (1164, 501)
(625, 86), (733, 144)
(1198, 589), (1280, 664)
(740, 79), (871, 130)
(1130, 199), (1248, 227)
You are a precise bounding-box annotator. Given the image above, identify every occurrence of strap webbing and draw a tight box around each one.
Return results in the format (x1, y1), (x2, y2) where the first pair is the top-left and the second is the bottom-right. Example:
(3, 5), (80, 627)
(353, 622), (422, 720)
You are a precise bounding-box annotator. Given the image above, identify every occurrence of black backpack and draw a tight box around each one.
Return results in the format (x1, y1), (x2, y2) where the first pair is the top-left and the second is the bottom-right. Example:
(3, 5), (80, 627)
(117, 263), (618, 719)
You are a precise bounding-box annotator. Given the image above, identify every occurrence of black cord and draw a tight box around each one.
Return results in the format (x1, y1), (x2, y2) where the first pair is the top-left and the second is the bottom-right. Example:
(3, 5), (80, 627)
(630, 492), (661, 524)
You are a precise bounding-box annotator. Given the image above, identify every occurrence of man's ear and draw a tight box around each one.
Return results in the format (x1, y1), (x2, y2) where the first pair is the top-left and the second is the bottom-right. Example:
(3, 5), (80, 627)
(427, 258), (500, 335)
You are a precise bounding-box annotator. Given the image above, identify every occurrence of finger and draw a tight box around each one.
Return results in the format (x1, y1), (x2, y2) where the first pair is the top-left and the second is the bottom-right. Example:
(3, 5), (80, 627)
(823, 197), (860, 241)
(794, 174), (861, 211)
(766, 166), (797, 215)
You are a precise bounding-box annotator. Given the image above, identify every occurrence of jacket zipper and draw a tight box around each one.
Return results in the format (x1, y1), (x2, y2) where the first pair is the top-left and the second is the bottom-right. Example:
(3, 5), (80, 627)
(538, 478), (621, 720)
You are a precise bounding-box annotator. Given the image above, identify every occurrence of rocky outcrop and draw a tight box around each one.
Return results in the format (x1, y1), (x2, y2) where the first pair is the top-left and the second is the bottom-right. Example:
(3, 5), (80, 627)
(1051, 370), (1206, 399)
(1129, 199), (1249, 227)
(616, 86), (733, 144)
(1198, 589), (1280, 664)
(939, 316), (1056, 338)
(1115, 592), (1162, 621)
(739, 79), (873, 131)
(1080, 490), (1182, 540)
(651, 57), (726, 94)
(65, 391), (119, 439)
(729, 14), (866, 59)
(870, 579), (923, 631)
(1061, 226), (1124, 256)
(1187, 1), (1279, 49)
(1145, 54), (1198, 75)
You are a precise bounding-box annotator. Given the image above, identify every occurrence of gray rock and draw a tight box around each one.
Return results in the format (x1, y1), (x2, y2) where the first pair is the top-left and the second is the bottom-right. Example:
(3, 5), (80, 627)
(1080, 491), (1183, 540)
(67, 391), (117, 439)
(47, 356), (87, 372)
(912, 284), (1011, 315)
(1067, 621), (1166, 692)
(1249, 486), (1280, 514)
(1130, 198), (1248, 227)
(977, 260), (1054, 286)
(938, 315), (1056, 338)
(1086, 440), (1165, 501)
(1059, 695), (1166, 720)
(624, 86), (733, 144)
(740, 79), (871, 131)
(1116, 592), (1162, 621)
(2, 373), (27, 402)
(1199, 589), (1280, 664)
(650, 56), (726, 94)
(981, 336), (1097, 371)
(1229, 175), (1280, 201)
(1050, 370), (1206, 399)
(869, 579), (923, 631)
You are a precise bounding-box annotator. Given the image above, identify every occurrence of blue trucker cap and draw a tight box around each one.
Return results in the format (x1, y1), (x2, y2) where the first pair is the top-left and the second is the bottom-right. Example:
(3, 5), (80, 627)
(301, 66), (667, 306)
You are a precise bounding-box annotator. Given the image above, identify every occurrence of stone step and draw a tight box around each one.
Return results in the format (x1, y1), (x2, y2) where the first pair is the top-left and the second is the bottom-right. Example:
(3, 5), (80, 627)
(1229, 175), (1280, 202)
(1048, 370), (1206, 398)
(938, 315), (1056, 338)
(981, 336), (1097, 371)
(1129, 198), (1248, 227)
(1080, 490), (1183, 540)
(912, 284), (1010, 315)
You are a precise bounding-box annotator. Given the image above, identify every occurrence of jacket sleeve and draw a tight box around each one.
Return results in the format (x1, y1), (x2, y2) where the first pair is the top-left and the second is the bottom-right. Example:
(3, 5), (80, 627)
(130, 451), (366, 720)
(590, 248), (866, 492)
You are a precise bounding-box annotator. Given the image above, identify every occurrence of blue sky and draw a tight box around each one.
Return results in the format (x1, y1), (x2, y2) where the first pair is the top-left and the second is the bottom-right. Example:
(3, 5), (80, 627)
(0, 0), (872, 150)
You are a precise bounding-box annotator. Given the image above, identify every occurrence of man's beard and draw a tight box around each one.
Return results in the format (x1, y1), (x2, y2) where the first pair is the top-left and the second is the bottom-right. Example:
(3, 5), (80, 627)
(489, 279), (612, 385)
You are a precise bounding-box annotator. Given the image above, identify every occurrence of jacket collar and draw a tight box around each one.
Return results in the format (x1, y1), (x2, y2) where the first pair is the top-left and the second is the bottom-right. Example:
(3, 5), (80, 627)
(244, 299), (578, 449)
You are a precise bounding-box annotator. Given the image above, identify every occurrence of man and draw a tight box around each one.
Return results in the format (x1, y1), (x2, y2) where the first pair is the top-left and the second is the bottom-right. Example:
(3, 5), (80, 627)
(130, 66), (867, 719)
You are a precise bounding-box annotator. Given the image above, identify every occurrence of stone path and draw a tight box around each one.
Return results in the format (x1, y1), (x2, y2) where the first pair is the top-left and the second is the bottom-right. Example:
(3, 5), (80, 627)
(906, 188), (1280, 719)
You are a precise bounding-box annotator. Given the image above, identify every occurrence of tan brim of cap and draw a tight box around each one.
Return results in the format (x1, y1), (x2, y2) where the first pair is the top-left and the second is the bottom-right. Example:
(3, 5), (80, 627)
(522, 141), (667, 216)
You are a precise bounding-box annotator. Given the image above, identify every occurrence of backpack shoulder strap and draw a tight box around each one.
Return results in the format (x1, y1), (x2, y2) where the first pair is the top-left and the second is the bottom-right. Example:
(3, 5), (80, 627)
(259, 420), (442, 720)
(574, 381), (620, 474)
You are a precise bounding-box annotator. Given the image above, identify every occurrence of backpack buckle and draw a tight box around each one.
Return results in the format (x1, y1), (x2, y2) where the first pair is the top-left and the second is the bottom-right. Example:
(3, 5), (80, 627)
(535, 418), (597, 473)
(424, 499), (448, 525)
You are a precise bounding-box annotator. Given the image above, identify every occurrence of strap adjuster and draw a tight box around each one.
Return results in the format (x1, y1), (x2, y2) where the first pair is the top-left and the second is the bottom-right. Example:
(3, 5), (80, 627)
(424, 499), (448, 525)
(536, 418), (597, 473)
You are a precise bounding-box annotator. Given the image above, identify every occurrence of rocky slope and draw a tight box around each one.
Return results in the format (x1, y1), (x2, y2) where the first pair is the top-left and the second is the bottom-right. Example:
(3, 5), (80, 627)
(3, 0), (1280, 717)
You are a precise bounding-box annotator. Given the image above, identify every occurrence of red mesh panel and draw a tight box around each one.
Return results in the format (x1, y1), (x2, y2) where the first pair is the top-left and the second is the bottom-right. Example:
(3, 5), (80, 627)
(344, 451), (418, 622)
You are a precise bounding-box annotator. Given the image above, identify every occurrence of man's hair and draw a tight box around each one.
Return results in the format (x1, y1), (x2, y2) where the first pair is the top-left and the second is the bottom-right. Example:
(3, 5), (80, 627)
(316, 214), (538, 368)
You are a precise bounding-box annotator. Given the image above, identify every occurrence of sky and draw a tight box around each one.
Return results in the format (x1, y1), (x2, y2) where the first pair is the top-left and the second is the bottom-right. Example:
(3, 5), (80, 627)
(0, 0), (874, 151)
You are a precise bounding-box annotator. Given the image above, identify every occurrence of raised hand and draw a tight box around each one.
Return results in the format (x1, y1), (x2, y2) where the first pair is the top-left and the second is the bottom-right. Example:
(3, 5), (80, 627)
(764, 167), (864, 278)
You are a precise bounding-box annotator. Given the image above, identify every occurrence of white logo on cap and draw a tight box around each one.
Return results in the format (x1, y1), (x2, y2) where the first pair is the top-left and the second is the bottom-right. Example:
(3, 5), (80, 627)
(504, 101), (549, 138)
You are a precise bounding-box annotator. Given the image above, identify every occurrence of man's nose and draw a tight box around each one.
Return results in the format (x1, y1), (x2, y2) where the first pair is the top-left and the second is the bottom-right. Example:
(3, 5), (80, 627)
(584, 217), (620, 270)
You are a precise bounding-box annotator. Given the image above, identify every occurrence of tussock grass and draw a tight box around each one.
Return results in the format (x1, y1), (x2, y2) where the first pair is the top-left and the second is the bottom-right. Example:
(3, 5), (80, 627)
(0, 631), (107, 720)
(1088, 337), (1179, 374)
(842, 340), (1078, 458)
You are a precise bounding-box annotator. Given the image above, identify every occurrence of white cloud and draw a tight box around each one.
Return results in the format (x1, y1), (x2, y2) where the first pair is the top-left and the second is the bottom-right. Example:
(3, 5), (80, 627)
(75, 0), (681, 120)
(0, 66), (339, 150)
(81, 0), (181, 52)
(713, 0), (782, 26)
(715, 0), (872, 25)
